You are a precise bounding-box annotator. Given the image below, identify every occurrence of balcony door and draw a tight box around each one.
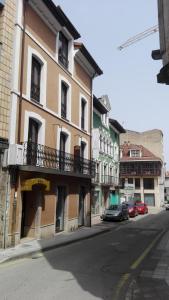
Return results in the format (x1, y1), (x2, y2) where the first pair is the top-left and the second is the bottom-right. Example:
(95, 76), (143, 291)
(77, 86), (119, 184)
(27, 119), (39, 165)
(59, 132), (67, 171)
(80, 141), (86, 174)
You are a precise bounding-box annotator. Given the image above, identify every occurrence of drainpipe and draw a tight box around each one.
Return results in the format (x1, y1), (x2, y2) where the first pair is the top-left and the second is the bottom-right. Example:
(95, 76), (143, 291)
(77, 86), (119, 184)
(17, 0), (28, 144)
(11, 0), (28, 247)
(89, 72), (96, 227)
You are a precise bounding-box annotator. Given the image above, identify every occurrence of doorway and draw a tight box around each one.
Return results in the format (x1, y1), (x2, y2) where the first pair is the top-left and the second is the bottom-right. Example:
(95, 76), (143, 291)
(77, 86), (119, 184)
(21, 191), (38, 239)
(27, 118), (39, 165)
(78, 187), (85, 226)
(56, 186), (66, 232)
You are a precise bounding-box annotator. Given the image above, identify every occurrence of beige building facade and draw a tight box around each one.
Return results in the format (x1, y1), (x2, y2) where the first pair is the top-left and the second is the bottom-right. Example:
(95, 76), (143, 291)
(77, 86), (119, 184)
(120, 130), (165, 208)
(4, 0), (102, 247)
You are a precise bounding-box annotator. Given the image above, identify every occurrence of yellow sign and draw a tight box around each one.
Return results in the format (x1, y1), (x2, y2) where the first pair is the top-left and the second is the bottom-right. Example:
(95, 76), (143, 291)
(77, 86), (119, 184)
(21, 178), (50, 191)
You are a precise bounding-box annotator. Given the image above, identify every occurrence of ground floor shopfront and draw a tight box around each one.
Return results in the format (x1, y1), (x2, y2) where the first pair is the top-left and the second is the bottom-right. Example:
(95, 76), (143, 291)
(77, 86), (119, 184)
(6, 171), (91, 247)
(91, 185), (120, 224)
(119, 177), (164, 207)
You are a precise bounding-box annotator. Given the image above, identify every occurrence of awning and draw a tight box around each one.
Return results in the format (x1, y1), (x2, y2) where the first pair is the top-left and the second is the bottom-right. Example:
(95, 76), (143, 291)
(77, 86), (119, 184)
(21, 178), (50, 191)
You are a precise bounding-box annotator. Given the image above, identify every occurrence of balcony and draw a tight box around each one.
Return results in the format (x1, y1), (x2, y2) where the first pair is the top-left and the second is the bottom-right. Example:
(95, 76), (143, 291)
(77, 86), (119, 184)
(120, 161), (161, 177)
(101, 175), (119, 186)
(20, 142), (95, 178)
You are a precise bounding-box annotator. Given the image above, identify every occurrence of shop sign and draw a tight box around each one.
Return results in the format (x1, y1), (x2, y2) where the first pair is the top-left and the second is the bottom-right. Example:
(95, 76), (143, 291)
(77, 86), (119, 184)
(21, 178), (50, 191)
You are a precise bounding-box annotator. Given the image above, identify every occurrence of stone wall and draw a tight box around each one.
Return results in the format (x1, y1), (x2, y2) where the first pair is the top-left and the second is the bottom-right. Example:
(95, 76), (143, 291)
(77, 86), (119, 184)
(0, 0), (16, 248)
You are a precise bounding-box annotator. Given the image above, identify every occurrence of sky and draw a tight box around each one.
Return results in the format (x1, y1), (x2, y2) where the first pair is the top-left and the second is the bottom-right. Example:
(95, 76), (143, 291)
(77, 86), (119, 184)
(55, 0), (169, 168)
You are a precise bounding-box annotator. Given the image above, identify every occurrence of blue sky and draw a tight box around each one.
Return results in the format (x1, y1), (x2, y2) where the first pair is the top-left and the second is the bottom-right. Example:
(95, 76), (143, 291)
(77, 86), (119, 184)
(55, 0), (169, 167)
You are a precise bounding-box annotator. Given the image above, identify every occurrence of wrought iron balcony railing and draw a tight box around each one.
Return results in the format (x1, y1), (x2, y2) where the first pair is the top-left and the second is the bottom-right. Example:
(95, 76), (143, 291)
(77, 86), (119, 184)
(101, 175), (119, 186)
(22, 142), (95, 177)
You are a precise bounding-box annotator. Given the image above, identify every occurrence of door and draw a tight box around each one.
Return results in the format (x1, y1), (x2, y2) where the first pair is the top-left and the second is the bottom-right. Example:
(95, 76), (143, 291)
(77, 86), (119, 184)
(78, 187), (85, 226)
(56, 186), (66, 232)
(110, 191), (119, 205)
(27, 119), (39, 165)
(21, 191), (38, 238)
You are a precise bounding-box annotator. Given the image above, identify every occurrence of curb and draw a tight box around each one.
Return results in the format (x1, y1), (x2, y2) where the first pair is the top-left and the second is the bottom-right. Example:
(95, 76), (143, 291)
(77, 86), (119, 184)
(0, 227), (111, 265)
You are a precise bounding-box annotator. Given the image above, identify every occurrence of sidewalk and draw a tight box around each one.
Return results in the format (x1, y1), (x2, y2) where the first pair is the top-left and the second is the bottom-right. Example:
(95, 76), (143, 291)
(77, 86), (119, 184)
(0, 206), (164, 265)
(0, 221), (112, 265)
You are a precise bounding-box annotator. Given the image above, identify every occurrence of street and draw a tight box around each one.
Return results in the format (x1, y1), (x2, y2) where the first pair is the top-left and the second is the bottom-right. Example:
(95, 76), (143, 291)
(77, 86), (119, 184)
(1, 210), (169, 300)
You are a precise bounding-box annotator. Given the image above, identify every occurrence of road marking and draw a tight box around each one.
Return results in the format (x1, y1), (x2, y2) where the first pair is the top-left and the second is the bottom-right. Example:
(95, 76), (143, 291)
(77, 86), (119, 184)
(130, 229), (165, 270)
(113, 273), (131, 300)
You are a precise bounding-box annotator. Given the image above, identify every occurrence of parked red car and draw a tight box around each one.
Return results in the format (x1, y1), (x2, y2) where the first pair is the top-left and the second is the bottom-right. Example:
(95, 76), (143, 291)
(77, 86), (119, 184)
(135, 202), (148, 214)
(127, 203), (138, 217)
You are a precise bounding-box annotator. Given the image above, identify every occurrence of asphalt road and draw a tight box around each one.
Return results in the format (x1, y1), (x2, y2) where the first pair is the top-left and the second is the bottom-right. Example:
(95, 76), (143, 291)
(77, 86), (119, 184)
(0, 210), (169, 300)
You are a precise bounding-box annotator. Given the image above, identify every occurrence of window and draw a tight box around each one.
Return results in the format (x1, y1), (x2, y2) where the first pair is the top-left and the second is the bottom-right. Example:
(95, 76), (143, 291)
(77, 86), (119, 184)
(130, 150), (140, 157)
(59, 132), (67, 171)
(143, 178), (154, 189)
(135, 178), (140, 189)
(80, 141), (86, 158)
(134, 193), (141, 202)
(144, 194), (155, 206)
(61, 82), (68, 119)
(81, 98), (86, 130)
(58, 32), (68, 69)
(31, 57), (41, 102)
(128, 178), (133, 184)
(27, 118), (39, 165)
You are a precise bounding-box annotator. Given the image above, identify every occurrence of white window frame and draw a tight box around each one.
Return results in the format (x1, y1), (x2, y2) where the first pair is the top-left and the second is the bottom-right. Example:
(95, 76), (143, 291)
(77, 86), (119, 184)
(57, 126), (71, 153)
(130, 149), (140, 157)
(78, 136), (88, 159)
(79, 93), (89, 132)
(24, 111), (45, 145)
(26, 46), (47, 107)
(57, 29), (74, 74)
(58, 74), (72, 122)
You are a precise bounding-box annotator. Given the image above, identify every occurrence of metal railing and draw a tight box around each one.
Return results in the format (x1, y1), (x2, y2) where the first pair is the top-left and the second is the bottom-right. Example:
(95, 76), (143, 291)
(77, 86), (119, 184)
(22, 142), (95, 177)
(101, 175), (119, 185)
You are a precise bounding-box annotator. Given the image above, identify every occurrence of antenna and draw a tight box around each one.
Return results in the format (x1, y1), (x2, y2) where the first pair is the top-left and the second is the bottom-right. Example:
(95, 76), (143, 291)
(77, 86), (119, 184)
(118, 25), (159, 50)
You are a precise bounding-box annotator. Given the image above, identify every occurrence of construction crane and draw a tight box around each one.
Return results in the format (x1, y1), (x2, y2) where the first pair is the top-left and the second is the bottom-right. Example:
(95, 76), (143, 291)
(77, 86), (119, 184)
(118, 25), (159, 50)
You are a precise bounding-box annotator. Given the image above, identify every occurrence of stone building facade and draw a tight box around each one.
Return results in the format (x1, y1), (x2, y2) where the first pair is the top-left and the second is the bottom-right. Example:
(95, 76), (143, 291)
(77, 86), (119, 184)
(0, 0), (16, 248)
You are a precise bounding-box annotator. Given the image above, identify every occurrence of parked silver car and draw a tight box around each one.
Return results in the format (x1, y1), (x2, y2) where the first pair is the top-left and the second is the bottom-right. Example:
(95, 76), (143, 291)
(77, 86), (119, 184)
(101, 204), (129, 221)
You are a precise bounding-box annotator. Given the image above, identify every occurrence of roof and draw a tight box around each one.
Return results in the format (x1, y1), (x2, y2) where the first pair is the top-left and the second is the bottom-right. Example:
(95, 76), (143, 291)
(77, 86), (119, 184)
(109, 119), (126, 133)
(93, 95), (108, 114)
(74, 42), (103, 76)
(120, 143), (162, 162)
(42, 1), (81, 39)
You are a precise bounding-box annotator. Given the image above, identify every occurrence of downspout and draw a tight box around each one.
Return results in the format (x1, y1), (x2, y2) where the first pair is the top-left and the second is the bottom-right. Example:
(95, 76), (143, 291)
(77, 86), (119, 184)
(11, 0), (28, 247)
(17, 0), (28, 144)
(89, 72), (96, 227)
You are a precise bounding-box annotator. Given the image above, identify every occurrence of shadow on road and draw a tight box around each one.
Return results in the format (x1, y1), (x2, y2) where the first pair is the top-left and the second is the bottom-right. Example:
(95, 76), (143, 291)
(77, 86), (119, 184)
(38, 211), (166, 300)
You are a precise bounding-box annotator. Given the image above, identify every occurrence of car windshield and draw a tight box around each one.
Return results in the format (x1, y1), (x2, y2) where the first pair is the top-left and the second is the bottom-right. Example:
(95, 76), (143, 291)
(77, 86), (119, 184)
(136, 203), (144, 207)
(108, 205), (121, 210)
